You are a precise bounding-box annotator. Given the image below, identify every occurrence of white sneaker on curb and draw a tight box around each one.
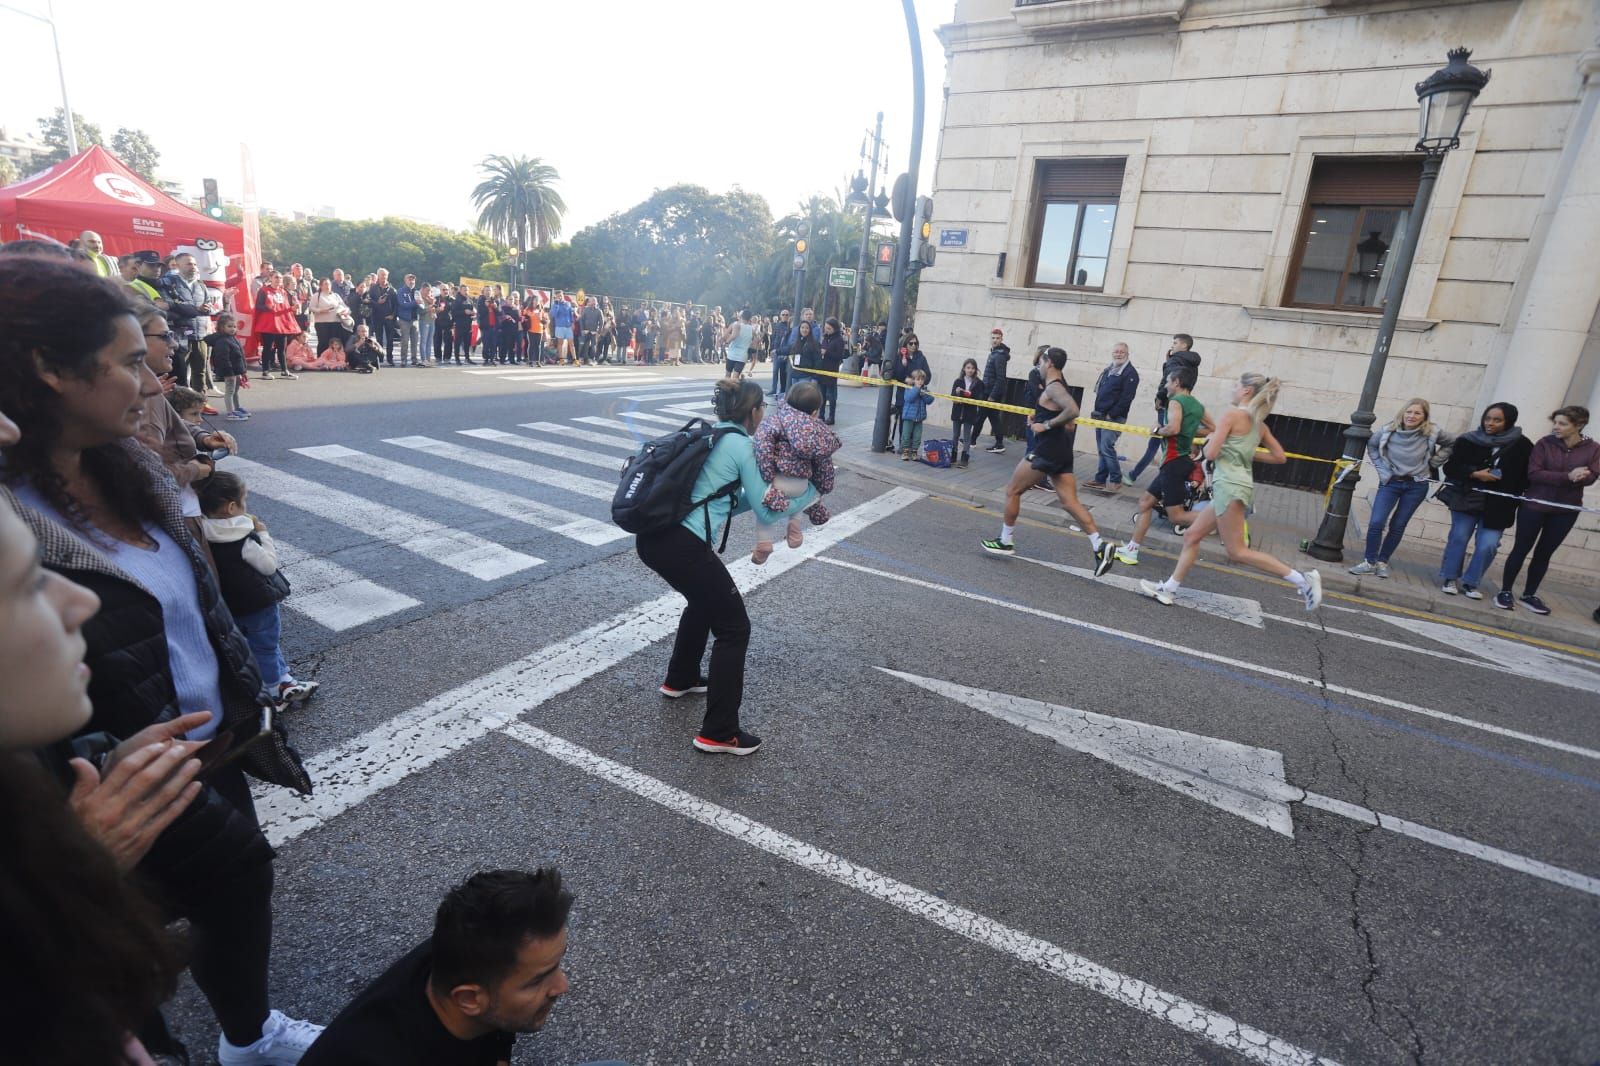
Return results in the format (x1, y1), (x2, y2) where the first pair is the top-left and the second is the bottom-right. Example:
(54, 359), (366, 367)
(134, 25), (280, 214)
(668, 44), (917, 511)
(217, 1010), (323, 1065)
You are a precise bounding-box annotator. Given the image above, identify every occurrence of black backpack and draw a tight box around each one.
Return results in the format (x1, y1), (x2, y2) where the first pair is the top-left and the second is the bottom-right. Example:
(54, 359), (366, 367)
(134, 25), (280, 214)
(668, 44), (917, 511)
(612, 418), (742, 550)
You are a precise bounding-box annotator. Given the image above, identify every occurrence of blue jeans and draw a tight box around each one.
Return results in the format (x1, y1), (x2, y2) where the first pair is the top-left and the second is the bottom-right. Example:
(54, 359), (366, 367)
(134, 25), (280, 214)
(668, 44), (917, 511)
(1363, 478), (1429, 563)
(770, 355), (790, 395)
(819, 375), (838, 420)
(418, 319), (434, 361)
(235, 604), (287, 687)
(1094, 428), (1123, 484)
(1438, 510), (1504, 588)
(1129, 405), (1168, 480)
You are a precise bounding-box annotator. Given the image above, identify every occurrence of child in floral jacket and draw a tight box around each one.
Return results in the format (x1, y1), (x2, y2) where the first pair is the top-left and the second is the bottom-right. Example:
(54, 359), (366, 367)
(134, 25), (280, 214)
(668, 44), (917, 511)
(751, 380), (841, 564)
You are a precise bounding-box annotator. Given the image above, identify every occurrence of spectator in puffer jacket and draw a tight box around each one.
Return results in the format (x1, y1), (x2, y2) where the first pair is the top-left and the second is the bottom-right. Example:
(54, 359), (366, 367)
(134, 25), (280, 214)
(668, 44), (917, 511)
(1086, 341), (1141, 489)
(980, 327), (1012, 453)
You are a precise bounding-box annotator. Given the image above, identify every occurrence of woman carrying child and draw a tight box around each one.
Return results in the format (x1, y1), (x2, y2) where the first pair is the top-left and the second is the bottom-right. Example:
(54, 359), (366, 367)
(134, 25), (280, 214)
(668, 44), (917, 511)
(751, 380), (840, 564)
(634, 378), (818, 757)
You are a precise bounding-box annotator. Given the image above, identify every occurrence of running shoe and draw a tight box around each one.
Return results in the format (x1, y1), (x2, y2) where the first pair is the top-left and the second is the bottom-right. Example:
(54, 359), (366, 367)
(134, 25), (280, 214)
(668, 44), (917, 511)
(225, 411), (249, 421)
(234, 406), (251, 416)
(1442, 580), (1460, 596)
(1461, 584), (1482, 600)
(1093, 541), (1117, 577)
(985, 443), (1006, 453)
(1139, 579), (1175, 606)
(1520, 594), (1552, 616)
(980, 538), (1015, 557)
(1300, 569), (1323, 612)
(1493, 590), (1513, 610)
(693, 730), (762, 756)
(1085, 481), (1107, 490)
(660, 678), (709, 698)
(1348, 560), (1379, 576)
(1114, 544), (1140, 566)
(280, 371), (298, 380)
(1375, 561), (1390, 578)
(1172, 523), (1189, 535)
(202, 404), (220, 416)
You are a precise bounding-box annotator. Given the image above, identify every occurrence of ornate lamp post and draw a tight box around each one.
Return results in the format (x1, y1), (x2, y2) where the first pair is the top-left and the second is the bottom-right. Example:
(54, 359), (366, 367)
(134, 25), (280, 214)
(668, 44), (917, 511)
(1306, 48), (1490, 562)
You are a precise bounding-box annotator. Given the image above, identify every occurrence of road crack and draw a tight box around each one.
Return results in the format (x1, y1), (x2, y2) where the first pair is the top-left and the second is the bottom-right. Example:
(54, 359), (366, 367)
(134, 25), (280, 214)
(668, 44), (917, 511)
(1304, 612), (1427, 1064)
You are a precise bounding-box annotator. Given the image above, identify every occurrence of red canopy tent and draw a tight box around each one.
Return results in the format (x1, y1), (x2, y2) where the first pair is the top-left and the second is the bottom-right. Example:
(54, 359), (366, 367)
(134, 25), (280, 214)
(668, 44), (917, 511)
(0, 145), (242, 256)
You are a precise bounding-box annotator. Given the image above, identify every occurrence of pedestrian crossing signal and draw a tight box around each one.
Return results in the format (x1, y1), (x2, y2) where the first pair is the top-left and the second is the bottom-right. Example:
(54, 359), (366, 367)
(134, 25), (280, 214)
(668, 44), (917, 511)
(203, 178), (223, 219)
(874, 241), (896, 286)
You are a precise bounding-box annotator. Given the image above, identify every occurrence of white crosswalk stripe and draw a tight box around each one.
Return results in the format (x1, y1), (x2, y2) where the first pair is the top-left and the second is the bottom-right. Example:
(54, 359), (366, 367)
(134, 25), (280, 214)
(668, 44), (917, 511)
(522, 421), (639, 450)
(581, 379), (720, 395)
(274, 541), (420, 631)
(221, 457), (542, 581)
(490, 372), (664, 386)
(292, 444), (621, 545)
(455, 365), (679, 390)
(573, 416), (666, 435)
(456, 428), (627, 470)
(383, 436), (616, 502)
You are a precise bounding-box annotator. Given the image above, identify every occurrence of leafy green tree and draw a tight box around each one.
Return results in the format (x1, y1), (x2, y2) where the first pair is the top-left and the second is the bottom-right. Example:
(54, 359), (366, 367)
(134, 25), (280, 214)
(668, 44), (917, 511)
(259, 217), (497, 286)
(34, 108), (102, 169)
(110, 128), (161, 181)
(471, 155), (566, 257)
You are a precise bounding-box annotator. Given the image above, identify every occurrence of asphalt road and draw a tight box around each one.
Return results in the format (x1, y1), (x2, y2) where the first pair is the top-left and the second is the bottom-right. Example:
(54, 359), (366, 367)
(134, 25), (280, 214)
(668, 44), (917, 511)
(165, 360), (1600, 1065)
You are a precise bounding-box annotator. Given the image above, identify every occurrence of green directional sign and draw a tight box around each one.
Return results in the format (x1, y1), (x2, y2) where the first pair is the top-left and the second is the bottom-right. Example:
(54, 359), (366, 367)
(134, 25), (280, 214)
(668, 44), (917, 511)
(828, 267), (858, 289)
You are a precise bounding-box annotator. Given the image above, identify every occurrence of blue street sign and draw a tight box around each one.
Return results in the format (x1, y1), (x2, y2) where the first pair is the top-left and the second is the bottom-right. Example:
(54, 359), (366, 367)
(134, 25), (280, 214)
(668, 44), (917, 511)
(939, 228), (968, 248)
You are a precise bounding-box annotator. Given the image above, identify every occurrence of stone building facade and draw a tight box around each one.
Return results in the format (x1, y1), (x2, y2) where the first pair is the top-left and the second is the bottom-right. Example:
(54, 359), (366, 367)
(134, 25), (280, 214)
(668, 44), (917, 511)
(917, 0), (1600, 575)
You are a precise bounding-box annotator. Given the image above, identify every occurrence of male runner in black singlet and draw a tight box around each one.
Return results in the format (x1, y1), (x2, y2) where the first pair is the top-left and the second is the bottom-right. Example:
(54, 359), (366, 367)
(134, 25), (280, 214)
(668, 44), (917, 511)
(981, 346), (1118, 575)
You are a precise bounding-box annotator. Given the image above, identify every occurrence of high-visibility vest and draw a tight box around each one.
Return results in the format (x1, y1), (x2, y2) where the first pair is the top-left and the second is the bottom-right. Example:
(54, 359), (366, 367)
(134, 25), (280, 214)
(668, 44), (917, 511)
(129, 277), (162, 303)
(90, 253), (115, 278)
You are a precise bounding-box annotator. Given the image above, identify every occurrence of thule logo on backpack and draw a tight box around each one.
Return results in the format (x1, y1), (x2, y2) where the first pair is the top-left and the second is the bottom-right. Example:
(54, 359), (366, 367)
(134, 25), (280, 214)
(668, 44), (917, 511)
(623, 471), (646, 500)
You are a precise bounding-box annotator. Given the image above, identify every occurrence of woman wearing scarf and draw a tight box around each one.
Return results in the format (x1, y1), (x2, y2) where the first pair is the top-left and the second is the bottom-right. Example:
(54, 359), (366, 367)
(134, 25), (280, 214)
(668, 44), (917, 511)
(1435, 402), (1533, 599)
(1495, 405), (1597, 614)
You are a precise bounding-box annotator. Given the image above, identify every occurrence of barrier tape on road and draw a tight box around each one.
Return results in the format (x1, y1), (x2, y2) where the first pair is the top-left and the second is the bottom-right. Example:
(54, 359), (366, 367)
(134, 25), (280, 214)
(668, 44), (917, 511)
(1335, 459), (1600, 516)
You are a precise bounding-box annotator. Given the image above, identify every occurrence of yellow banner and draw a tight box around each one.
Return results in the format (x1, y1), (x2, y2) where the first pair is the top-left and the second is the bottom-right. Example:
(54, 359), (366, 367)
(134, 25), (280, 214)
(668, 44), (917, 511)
(456, 276), (501, 297)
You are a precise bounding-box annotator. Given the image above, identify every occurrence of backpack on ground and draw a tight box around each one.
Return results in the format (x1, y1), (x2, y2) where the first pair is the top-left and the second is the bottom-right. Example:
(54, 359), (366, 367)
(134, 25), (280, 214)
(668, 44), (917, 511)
(612, 418), (742, 550)
(919, 438), (953, 468)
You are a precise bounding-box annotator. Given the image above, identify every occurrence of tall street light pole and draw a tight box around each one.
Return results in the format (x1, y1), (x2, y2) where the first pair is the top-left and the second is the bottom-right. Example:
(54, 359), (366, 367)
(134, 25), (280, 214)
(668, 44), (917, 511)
(1306, 48), (1490, 562)
(872, 0), (926, 454)
(849, 112), (886, 341)
(1, 0), (77, 155)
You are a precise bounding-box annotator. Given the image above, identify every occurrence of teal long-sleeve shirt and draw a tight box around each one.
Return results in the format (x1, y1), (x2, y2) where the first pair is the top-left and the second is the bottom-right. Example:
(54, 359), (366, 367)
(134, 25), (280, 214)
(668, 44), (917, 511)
(680, 422), (819, 542)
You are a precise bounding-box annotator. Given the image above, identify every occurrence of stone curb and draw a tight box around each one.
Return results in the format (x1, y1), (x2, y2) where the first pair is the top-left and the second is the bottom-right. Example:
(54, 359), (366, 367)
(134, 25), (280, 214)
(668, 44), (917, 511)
(836, 453), (1600, 655)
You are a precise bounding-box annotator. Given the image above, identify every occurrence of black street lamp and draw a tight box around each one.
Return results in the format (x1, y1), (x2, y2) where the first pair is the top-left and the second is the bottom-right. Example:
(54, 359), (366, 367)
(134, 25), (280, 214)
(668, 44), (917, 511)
(1354, 229), (1389, 305)
(1306, 48), (1490, 562)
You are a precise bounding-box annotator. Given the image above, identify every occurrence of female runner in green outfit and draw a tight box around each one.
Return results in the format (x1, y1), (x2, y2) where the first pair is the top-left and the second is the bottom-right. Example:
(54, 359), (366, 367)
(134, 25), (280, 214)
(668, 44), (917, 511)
(1139, 372), (1323, 610)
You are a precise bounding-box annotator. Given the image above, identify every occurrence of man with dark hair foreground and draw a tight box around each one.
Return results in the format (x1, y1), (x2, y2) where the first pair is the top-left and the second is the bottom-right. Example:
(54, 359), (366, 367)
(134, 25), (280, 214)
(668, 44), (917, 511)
(300, 868), (624, 1066)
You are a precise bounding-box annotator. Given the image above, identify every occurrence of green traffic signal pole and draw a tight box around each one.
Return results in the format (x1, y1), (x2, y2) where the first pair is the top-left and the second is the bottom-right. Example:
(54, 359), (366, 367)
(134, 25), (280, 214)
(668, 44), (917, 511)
(872, 0), (925, 454)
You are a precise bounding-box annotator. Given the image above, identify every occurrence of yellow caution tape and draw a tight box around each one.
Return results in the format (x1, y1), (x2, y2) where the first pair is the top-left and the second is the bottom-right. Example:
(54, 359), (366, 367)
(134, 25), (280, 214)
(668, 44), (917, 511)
(790, 366), (1343, 466)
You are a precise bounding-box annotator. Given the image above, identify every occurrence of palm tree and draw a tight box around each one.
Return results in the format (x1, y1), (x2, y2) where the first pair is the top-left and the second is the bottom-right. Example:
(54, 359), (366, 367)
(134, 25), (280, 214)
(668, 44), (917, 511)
(471, 155), (567, 264)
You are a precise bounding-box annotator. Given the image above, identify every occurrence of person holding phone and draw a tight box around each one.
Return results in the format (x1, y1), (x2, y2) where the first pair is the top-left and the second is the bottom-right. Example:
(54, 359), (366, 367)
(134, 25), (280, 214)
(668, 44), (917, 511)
(0, 258), (322, 1066)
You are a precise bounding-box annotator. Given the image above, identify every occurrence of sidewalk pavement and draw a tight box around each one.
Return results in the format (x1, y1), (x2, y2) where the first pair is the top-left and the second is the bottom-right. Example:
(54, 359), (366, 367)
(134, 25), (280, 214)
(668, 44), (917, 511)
(831, 417), (1600, 654)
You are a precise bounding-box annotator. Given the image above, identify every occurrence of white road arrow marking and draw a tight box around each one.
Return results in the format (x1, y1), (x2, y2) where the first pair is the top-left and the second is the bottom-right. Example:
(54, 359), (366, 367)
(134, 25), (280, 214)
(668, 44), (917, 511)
(1371, 615), (1600, 695)
(881, 669), (1600, 899)
(1019, 555), (1265, 627)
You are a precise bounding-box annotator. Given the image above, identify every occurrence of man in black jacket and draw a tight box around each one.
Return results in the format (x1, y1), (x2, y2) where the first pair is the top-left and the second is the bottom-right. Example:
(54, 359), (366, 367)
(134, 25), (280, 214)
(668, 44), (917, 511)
(1129, 333), (1203, 481)
(981, 327), (1011, 453)
(369, 268), (401, 366)
(1086, 341), (1140, 490)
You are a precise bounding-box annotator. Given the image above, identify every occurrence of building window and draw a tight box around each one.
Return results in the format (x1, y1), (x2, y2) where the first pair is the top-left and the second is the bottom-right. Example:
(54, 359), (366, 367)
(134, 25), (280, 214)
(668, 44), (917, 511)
(1027, 158), (1125, 290)
(1285, 157), (1422, 312)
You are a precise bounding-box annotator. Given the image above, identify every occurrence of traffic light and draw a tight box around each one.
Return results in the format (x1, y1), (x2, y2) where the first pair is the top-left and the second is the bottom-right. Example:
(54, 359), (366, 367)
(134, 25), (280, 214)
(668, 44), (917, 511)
(793, 236), (808, 270)
(202, 178), (223, 219)
(908, 195), (936, 271)
(874, 241), (896, 286)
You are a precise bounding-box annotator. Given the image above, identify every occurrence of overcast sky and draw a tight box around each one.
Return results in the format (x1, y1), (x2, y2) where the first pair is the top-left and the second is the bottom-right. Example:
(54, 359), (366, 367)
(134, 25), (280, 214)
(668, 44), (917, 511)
(2, 0), (952, 234)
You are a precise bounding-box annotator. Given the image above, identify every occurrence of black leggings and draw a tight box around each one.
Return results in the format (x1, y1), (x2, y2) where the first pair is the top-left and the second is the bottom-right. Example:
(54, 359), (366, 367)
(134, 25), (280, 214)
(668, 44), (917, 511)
(259, 333), (288, 373)
(635, 524), (749, 741)
(152, 766), (275, 1048)
(1501, 505), (1578, 597)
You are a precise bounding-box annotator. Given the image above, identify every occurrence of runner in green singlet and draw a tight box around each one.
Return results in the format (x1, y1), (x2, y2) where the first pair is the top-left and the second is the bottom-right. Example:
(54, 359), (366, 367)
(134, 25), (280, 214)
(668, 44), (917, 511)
(1138, 372), (1323, 610)
(1116, 364), (1214, 566)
